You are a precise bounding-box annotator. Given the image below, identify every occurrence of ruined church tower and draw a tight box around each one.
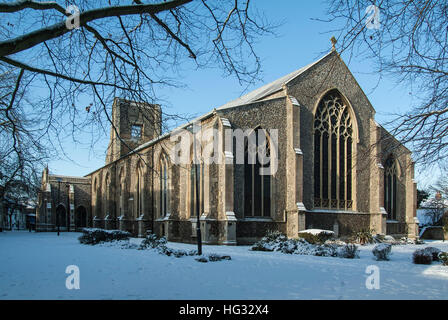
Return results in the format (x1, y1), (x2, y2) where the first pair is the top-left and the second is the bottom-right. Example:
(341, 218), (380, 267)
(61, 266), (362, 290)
(105, 98), (162, 164)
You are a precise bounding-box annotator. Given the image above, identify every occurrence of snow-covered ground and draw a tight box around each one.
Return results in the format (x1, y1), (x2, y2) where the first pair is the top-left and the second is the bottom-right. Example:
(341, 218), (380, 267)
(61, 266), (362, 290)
(1, 231), (448, 300)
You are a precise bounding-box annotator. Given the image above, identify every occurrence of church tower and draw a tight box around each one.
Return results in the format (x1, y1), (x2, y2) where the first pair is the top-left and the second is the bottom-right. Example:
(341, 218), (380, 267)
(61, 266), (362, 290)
(105, 98), (162, 164)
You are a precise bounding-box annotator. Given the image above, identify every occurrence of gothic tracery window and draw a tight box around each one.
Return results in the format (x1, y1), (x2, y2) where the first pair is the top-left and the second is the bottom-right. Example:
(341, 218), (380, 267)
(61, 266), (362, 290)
(244, 129), (271, 217)
(384, 155), (398, 220)
(314, 90), (354, 210)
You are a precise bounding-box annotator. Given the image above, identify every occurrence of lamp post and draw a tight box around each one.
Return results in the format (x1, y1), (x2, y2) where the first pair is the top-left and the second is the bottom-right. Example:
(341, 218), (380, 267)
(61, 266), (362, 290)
(195, 152), (202, 255)
(189, 123), (202, 255)
(151, 146), (154, 234)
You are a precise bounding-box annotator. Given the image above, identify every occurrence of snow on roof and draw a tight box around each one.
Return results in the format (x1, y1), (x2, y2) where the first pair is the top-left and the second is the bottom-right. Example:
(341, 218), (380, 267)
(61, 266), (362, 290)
(49, 174), (89, 180)
(217, 51), (333, 111)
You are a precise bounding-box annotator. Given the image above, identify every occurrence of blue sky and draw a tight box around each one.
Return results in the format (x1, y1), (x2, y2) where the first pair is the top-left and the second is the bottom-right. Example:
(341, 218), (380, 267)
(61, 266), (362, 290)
(47, 1), (433, 187)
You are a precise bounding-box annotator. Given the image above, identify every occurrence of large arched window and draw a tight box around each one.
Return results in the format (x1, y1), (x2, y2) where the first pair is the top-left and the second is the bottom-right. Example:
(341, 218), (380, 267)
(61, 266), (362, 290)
(384, 155), (398, 220)
(314, 90), (354, 210)
(159, 154), (169, 217)
(244, 129), (271, 217)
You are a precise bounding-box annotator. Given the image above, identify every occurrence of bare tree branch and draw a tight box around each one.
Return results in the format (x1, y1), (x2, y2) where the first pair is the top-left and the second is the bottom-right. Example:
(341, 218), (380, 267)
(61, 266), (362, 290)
(323, 0), (448, 166)
(0, 0), (192, 57)
(0, 0), (66, 14)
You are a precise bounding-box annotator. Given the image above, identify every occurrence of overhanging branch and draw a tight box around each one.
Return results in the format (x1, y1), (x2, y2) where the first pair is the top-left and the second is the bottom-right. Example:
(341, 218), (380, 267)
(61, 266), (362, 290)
(0, 55), (132, 90)
(0, 0), (66, 14)
(0, 0), (192, 57)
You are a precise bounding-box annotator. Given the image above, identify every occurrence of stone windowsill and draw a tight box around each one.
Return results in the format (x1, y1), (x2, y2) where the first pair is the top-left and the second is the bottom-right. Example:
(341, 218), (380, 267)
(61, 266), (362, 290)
(308, 209), (367, 215)
(386, 220), (400, 224)
(240, 217), (273, 222)
(155, 215), (171, 222)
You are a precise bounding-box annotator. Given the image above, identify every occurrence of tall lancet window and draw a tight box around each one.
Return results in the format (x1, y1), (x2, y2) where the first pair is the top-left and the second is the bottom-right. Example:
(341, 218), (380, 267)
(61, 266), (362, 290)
(314, 90), (354, 210)
(244, 129), (271, 217)
(118, 168), (124, 217)
(104, 173), (110, 215)
(94, 177), (100, 216)
(384, 155), (398, 220)
(136, 162), (144, 217)
(159, 154), (169, 217)
(189, 161), (203, 217)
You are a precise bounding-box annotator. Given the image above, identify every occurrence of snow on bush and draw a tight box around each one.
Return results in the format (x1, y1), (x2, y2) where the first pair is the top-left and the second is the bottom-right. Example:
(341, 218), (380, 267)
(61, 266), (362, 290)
(372, 235), (424, 246)
(400, 237), (425, 245)
(251, 231), (313, 254)
(314, 244), (338, 257)
(138, 233), (229, 262)
(325, 239), (347, 246)
(439, 252), (448, 266)
(79, 230), (231, 262)
(298, 229), (334, 244)
(138, 233), (168, 250)
(251, 242), (275, 252)
(413, 249), (433, 265)
(97, 240), (139, 249)
(138, 233), (197, 257)
(350, 229), (375, 245)
(336, 244), (360, 259)
(78, 228), (131, 245)
(208, 254), (231, 262)
(195, 256), (209, 263)
(423, 247), (442, 262)
(196, 254), (232, 263)
(251, 231), (357, 259)
(162, 247), (198, 258)
(372, 243), (392, 261)
(373, 234), (400, 245)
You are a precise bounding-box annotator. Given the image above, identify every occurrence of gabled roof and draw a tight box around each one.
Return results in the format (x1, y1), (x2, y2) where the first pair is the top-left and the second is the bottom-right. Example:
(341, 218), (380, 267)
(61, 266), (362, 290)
(217, 50), (334, 110)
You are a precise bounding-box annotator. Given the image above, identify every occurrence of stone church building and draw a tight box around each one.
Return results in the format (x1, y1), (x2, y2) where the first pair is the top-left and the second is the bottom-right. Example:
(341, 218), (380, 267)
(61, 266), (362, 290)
(36, 49), (419, 244)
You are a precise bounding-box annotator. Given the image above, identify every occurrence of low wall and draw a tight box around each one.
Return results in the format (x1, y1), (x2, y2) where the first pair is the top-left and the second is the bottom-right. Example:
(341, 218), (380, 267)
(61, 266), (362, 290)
(305, 211), (371, 237)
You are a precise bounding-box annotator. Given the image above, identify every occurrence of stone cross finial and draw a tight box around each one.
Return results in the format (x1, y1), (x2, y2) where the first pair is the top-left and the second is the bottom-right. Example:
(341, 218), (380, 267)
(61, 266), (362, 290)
(331, 36), (337, 51)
